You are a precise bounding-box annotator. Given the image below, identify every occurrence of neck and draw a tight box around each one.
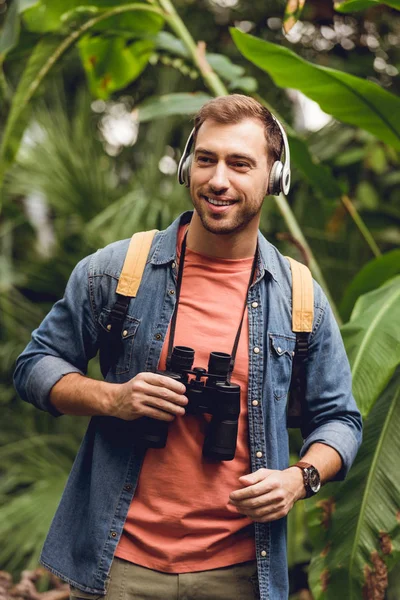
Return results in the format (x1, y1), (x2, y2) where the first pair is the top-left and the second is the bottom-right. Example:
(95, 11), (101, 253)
(186, 211), (259, 259)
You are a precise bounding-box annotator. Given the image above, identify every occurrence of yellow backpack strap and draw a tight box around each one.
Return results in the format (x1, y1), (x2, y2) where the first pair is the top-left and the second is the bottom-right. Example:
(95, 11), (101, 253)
(286, 257), (314, 429)
(116, 229), (158, 297)
(286, 256), (314, 333)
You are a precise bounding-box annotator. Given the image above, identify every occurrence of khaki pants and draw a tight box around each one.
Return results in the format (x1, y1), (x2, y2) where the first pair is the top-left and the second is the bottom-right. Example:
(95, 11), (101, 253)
(70, 557), (260, 600)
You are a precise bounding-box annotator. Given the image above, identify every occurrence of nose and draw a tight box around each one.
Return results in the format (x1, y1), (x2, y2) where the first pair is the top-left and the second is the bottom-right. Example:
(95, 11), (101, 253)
(208, 161), (229, 192)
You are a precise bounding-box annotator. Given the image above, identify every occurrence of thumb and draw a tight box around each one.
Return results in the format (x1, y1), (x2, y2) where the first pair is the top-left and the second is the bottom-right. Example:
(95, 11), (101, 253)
(239, 468), (271, 486)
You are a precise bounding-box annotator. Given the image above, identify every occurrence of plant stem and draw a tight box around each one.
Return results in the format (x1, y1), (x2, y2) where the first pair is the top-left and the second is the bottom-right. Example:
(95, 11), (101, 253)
(157, 0), (227, 96)
(274, 193), (342, 324)
(341, 194), (381, 258)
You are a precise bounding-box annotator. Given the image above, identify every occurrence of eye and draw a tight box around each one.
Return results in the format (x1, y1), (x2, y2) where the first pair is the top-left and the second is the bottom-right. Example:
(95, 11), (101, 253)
(197, 156), (213, 164)
(232, 162), (250, 170)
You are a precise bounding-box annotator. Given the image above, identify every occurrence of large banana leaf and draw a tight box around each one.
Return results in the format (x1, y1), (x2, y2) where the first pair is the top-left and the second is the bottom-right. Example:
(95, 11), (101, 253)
(341, 275), (400, 418)
(307, 372), (400, 599)
(230, 29), (400, 150)
(340, 250), (400, 321)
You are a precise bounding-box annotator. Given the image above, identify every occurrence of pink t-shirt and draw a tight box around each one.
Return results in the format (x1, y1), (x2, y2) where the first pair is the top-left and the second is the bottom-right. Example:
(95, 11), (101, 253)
(115, 227), (256, 572)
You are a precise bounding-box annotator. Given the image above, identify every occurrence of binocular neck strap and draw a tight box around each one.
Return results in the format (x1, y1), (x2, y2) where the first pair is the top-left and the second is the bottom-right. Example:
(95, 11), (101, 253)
(166, 230), (258, 380)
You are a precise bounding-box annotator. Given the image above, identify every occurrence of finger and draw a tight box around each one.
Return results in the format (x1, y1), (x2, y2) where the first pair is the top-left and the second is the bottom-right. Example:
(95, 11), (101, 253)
(144, 396), (187, 416)
(233, 500), (288, 521)
(144, 372), (186, 394)
(141, 381), (188, 406)
(140, 405), (176, 422)
(229, 491), (278, 510)
(238, 468), (272, 486)
(230, 478), (275, 502)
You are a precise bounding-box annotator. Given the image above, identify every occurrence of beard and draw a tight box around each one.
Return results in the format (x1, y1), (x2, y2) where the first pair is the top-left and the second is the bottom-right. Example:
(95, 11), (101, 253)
(192, 192), (264, 236)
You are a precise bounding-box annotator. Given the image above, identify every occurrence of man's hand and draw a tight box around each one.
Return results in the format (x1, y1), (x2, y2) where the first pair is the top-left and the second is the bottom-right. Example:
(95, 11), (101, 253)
(229, 467), (305, 523)
(49, 372), (187, 420)
(110, 372), (188, 421)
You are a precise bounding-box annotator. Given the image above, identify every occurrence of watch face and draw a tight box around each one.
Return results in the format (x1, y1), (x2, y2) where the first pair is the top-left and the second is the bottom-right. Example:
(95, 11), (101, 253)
(308, 467), (321, 493)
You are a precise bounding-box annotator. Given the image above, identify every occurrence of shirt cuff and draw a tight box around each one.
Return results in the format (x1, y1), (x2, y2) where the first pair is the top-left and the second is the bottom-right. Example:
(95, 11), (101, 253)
(27, 355), (84, 416)
(300, 422), (361, 480)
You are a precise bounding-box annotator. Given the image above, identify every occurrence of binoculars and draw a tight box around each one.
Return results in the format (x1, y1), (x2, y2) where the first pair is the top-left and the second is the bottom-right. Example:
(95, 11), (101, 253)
(135, 346), (241, 461)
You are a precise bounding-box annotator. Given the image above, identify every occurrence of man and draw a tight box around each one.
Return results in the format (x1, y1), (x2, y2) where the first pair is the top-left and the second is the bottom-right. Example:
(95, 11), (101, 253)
(14, 95), (362, 600)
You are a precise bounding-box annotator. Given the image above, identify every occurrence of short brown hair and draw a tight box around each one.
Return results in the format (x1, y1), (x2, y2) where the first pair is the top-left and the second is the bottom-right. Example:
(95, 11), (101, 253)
(193, 94), (283, 164)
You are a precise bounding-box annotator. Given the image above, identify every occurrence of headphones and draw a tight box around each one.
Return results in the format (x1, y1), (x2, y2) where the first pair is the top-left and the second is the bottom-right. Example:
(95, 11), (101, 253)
(177, 114), (291, 196)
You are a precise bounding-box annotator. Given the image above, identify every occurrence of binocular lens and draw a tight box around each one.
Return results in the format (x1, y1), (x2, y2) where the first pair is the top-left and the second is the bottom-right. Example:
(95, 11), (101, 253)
(208, 352), (231, 376)
(170, 346), (195, 371)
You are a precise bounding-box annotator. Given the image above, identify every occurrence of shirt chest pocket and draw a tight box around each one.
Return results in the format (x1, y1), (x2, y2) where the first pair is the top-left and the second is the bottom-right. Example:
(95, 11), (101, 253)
(98, 309), (140, 374)
(269, 334), (296, 401)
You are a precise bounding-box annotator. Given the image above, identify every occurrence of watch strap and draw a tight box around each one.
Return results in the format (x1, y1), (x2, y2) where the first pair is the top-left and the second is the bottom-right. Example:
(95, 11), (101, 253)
(292, 461), (317, 498)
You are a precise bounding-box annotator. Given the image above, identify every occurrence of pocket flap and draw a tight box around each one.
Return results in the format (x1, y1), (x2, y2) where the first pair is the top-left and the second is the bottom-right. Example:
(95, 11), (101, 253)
(98, 309), (140, 340)
(269, 334), (296, 357)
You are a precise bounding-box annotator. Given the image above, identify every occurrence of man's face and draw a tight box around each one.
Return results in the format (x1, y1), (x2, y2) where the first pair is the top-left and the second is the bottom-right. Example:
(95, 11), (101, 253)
(189, 118), (270, 236)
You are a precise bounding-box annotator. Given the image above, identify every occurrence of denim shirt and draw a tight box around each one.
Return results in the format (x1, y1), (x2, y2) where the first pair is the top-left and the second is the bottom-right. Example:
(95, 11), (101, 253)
(14, 211), (362, 600)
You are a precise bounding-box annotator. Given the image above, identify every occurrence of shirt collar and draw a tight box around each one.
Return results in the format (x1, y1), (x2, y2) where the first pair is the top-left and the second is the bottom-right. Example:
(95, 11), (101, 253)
(150, 210), (278, 283)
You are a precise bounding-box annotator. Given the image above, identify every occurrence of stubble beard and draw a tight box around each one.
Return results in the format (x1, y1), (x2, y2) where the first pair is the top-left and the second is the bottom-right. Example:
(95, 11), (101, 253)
(193, 194), (263, 236)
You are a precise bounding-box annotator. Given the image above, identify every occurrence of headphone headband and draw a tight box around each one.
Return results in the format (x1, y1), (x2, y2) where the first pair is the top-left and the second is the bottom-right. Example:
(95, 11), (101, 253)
(177, 113), (291, 196)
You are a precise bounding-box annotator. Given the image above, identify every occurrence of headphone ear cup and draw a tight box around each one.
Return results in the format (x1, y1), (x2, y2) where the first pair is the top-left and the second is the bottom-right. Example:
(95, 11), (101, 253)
(181, 153), (193, 187)
(268, 161), (283, 196)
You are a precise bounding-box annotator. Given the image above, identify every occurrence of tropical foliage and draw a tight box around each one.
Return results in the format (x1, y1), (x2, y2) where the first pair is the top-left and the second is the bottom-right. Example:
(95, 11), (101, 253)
(0, 0), (400, 598)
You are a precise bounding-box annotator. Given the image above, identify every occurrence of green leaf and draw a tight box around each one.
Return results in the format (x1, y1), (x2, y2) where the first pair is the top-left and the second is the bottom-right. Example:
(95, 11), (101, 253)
(22, 0), (164, 34)
(228, 76), (258, 93)
(136, 92), (212, 122)
(0, 0), (39, 60)
(356, 180), (379, 210)
(154, 31), (189, 58)
(0, 0), (20, 60)
(365, 144), (387, 175)
(206, 53), (244, 81)
(0, 3), (164, 189)
(230, 29), (400, 150)
(308, 373), (400, 599)
(341, 275), (400, 417)
(335, 0), (400, 13)
(340, 250), (400, 321)
(79, 35), (154, 99)
(288, 135), (342, 199)
(0, 36), (61, 181)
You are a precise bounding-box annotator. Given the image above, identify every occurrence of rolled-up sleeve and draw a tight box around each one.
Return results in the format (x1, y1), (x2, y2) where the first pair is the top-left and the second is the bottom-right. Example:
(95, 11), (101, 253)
(13, 254), (99, 415)
(299, 285), (363, 479)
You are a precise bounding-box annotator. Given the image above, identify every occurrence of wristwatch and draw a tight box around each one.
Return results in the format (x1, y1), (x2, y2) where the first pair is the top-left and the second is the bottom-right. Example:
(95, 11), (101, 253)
(292, 462), (321, 498)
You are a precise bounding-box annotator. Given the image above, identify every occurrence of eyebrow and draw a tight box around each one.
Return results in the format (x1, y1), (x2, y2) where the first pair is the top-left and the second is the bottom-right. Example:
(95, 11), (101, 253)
(194, 148), (258, 168)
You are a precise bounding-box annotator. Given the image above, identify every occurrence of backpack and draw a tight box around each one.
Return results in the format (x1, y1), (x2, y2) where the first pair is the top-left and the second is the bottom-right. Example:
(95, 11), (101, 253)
(100, 230), (313, 429)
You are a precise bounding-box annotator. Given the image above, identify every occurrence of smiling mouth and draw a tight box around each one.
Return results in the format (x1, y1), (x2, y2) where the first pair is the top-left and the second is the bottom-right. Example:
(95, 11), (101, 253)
(202, 195), (236, 206)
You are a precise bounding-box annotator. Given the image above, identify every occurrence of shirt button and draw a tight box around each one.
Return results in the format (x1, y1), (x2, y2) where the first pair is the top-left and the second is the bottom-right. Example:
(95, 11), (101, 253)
(252, 400), (259, 407)
(169, 290), (175, 295)
(122, 330), (128, 338)
(172, 262), (176, 269)
(111, 531), (117, 538)
(260, 550), (267, 557)
(277, 346), (282, 353)
(251, 301), (258, 308)
(106, 324), (112, 331)
(256, 451), (263, 458)
(253, 347), (260, 354)
(155, 333), (162, 341)
(124, 484), (133, 492)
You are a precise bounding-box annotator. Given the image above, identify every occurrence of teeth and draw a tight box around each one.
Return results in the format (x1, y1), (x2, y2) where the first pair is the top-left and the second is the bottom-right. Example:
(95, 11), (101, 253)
(205, 196), (234, 206)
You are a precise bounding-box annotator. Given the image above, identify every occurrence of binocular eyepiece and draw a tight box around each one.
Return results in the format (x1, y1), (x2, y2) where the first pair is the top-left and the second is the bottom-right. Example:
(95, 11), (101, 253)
(135, 346), (241, 461)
